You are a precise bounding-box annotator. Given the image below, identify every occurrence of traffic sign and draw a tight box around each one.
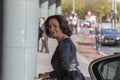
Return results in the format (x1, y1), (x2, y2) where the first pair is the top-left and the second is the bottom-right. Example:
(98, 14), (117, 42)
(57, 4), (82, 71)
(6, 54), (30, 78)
(87, 10), (92, 16)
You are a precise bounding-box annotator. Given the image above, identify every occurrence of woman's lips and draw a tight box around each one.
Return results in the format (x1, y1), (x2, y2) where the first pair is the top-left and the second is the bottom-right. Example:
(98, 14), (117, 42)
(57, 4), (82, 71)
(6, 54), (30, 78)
(51, 32), (55, 35)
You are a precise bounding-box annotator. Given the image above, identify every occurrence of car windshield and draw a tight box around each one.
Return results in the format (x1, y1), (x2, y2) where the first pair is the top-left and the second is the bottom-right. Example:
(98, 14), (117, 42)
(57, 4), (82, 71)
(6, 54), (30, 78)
(103, 29), (117, 34)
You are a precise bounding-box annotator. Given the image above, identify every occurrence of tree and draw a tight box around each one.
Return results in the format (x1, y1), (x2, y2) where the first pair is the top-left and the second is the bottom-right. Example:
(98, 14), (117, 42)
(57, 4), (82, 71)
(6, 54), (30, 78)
(62, 2), (72, 16)
(62, 0), (120, 21)
(62, 0), (86, 19)
(116, 3), (120, 20)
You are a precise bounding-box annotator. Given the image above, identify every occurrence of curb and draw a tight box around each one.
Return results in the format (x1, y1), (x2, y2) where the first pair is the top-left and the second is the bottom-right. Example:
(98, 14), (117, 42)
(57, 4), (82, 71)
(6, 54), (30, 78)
(98, 50), (107, 56)
(93, 45), (107, 56)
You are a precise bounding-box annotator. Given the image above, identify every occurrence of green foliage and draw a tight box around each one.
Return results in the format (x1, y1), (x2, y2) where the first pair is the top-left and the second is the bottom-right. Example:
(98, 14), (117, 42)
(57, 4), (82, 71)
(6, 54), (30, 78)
(93, 0), (111, 17)
(62, 0), (120, 19)
(62, 0), (84, 18)
(116, 3), (120, 18)
(75, 2), (84, 18)
(62, 2), (72, 16)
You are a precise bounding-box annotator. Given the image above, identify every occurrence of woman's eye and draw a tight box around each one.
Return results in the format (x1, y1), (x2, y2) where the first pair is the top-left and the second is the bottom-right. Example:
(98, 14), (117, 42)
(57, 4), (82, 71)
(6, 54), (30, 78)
(53, 24), (57, 27)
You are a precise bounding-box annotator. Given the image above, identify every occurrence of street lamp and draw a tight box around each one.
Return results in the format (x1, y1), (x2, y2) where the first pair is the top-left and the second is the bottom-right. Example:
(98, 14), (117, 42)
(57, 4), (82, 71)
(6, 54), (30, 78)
(112, 0), (116, 28)
(71, 0), (75, 22)
(72, 0), (75, 12)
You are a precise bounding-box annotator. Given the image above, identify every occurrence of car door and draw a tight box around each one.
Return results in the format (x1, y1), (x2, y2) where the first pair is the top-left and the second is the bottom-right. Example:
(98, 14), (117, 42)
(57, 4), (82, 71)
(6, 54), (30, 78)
(88, 52), (120, 80)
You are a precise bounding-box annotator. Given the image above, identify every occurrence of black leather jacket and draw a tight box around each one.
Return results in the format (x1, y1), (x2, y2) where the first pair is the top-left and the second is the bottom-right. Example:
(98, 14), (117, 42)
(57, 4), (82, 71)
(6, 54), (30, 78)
(49, 38), (80, 79)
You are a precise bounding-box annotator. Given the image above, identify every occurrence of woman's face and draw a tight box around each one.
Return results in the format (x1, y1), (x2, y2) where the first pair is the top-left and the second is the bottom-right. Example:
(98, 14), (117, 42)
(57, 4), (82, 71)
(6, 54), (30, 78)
(48, 18), (63, 38)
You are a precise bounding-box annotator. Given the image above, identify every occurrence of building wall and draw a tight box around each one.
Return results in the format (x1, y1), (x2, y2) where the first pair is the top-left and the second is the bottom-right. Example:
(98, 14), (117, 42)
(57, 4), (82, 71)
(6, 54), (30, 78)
(39, 0), (62, 18)
(0, 0), (61, 80)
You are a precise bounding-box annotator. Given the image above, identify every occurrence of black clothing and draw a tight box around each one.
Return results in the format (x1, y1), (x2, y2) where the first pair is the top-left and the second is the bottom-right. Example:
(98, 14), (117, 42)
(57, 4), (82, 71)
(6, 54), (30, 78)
(95, 27), (99, 35)
(49, 38), (84, 80)
(39, 23), (49, 52)
(38, 27), (43, 39)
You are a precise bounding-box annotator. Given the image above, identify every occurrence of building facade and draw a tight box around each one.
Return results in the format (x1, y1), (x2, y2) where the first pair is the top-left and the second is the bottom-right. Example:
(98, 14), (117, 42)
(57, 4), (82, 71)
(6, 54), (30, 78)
(0, 0), (62, 80)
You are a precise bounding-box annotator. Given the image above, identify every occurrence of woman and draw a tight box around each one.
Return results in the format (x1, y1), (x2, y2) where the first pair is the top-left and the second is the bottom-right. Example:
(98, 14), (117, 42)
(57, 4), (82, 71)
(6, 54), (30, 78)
(39, 15), (85, 80)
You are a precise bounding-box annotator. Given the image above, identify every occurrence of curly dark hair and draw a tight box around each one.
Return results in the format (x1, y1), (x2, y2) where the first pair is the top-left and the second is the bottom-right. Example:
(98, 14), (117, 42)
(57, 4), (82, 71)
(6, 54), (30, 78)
(44, 15), (73, 38)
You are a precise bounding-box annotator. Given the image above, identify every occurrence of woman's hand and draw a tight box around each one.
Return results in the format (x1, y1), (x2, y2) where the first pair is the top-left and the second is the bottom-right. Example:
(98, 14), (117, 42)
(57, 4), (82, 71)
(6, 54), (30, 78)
(40, 72), (50, 80)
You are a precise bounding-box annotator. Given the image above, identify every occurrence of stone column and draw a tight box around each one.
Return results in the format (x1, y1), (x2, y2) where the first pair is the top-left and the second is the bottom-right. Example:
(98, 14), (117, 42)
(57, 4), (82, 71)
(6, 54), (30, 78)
(48, 0), (56, 16)
(3, 0), (39, 80)
(39, 0), (48, 18)
(56, 0), (62, 15)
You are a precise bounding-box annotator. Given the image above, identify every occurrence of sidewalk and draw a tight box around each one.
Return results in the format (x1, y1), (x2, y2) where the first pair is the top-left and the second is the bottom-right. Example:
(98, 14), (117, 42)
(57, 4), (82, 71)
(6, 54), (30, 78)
(37, 34), (105, 80)
(77, 36), (105, 60)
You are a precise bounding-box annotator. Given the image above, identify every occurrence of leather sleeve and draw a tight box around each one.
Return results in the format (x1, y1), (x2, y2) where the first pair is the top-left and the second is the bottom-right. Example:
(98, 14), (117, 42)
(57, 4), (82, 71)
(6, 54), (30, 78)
(58, 41), (71, 70)
(49, 41), (71, 78)
(49, 70), (62, 78)
(49, 39), (77, 78)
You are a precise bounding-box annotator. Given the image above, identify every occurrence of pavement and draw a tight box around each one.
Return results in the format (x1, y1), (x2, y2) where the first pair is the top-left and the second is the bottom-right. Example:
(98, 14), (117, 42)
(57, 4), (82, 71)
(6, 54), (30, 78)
(77, 36), (105, 60)
(37, 34), (105, 80)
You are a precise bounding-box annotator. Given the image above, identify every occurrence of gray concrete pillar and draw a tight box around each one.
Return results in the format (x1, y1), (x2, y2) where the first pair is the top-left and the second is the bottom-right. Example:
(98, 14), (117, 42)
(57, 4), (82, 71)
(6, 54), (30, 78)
(56, 0), (62, 15)
(48, 0), (56, 16)
(3, 0), (39, 80)
(39, 0), (48, 18)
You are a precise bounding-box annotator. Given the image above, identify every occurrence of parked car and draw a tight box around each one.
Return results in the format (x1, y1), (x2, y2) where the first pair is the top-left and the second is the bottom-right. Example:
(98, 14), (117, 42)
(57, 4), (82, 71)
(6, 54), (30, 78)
(118, 32), (120, 37)
(89, 52), (120, 80)
(98, 28), (120, 46)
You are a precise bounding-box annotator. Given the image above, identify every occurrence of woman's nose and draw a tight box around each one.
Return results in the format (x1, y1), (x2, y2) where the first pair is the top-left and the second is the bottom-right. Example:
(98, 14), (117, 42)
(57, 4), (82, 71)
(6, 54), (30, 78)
(49, 26), (54, 31)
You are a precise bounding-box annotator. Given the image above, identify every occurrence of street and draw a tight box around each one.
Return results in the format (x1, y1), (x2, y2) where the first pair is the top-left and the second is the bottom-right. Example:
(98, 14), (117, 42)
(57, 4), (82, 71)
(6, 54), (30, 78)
(99, 45), (120, 55)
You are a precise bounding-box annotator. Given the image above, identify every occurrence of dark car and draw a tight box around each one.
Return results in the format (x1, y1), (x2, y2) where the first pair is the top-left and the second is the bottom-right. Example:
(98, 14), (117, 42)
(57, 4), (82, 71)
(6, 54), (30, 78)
(98, 28), (120, 46)
(89, 52), (120, 80)
(118, 32), (120, 37)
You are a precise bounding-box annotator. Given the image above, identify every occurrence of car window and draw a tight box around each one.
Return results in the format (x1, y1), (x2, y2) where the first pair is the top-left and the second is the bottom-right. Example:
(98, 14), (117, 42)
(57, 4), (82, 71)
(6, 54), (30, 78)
(99, 60), (120, 80)
(119, 33), (120, 37)
(103, 29), (117, 34)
